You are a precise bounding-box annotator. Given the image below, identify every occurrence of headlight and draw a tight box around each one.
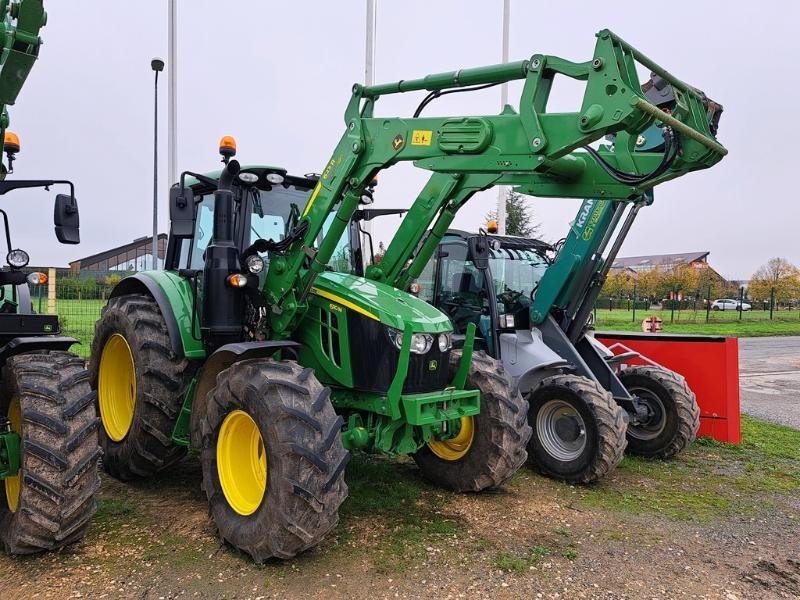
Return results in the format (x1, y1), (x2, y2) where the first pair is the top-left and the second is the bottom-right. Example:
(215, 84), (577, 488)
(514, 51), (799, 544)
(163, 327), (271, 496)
(266, 173), (285, 184)
(438, 333), (452, 352)
(245, 254), (264, 274)
(27, 272), (48, 285)
(388, 329), (434, 354)
(500, 314), (515, 328)
(411, 333), (434, 354)
(7, 249), (29, 268)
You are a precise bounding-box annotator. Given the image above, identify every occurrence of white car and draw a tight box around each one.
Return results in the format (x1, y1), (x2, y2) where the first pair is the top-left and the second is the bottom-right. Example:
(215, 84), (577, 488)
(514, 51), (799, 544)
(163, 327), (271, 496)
(711, 298), (751, 311)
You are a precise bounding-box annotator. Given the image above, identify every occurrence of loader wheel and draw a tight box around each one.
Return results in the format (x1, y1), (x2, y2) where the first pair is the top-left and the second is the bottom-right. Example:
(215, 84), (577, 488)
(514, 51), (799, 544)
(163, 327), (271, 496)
(618, 366), (700, 459)
(527, 374), (626, 484)
(413, 350), (531, 492)
(0, 352), (101, 554)
(200, 359), (348, 562)
(89, 294), (192, 480)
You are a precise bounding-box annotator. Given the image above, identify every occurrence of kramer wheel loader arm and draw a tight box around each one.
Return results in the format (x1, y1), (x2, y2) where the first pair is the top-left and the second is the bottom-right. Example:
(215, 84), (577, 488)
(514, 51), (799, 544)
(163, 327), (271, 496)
(265, 29), (726, 336)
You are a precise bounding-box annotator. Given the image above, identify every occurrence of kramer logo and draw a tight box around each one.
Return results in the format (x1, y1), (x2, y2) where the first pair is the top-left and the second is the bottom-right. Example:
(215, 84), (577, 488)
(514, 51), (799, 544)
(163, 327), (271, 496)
(575, 199), (595, 228)
(582, 200), (607, 241)
(428, 359), (438, 372)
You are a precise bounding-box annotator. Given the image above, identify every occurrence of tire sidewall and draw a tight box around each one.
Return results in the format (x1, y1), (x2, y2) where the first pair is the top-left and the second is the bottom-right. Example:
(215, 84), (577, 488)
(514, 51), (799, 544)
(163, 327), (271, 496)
(620, 371), (679, 455)
(201, 375), (280, 547)
(92, 301), (148, 453)
(528, 384), (599, 479)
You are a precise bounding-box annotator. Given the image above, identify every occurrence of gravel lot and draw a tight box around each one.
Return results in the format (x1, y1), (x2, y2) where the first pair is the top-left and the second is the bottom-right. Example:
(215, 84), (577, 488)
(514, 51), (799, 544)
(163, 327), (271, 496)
(739, 336), (800, 429)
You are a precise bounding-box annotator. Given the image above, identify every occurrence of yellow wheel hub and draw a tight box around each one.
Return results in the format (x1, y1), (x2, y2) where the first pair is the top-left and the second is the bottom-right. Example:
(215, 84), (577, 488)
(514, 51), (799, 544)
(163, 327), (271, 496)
(428, 416), (475, 461)
(98, 333), (137, 442)
(216, 410), (267, 516)
(4, 396), (21, 513)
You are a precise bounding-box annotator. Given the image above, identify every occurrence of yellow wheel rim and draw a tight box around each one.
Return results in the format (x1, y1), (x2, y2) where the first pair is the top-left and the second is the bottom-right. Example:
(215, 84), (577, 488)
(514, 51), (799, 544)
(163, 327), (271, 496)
(216, 410), (267, 516)
(4, 396), (21, 513)
(98, 333), (137, 442)
(428, 416), (475, 461)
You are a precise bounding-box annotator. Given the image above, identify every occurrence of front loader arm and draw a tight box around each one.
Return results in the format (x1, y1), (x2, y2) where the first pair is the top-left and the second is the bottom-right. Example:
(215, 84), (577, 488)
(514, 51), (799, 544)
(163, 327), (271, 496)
(264, 28), (726, 337)
(0, 0), (46, 128)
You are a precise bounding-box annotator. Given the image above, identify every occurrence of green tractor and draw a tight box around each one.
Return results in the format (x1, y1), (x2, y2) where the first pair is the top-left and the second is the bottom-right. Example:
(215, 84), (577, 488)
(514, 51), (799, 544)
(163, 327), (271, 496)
(90, 149), (529, 562)
(0, 0), (101, 555)
(90, 28), (725, 562)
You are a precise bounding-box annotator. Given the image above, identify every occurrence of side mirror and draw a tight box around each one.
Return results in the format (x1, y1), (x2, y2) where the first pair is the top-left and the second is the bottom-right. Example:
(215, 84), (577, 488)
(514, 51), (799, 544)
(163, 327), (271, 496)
(170, 186), (196, 236)
(468, 235), (490, 270)
(54, 194), (80, 244)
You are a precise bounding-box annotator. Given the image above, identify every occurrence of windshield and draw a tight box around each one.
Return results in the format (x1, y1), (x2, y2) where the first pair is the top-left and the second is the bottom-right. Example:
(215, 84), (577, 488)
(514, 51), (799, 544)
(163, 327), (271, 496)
(489, 248), (548, 301)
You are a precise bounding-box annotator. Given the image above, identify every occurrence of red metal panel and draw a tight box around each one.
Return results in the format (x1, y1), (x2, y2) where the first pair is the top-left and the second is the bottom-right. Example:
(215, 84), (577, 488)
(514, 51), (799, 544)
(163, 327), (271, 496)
(595, 333), (741, 444)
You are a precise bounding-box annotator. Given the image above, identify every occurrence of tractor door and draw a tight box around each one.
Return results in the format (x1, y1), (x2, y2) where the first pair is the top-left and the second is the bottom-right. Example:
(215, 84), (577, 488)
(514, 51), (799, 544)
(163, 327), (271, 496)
(431, 239), (493, 353)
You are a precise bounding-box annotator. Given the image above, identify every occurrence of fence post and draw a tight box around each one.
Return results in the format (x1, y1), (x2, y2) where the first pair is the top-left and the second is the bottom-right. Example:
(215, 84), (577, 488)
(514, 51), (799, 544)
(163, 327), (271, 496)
(47, 267), (56, 315)
(632, 282), (637, 323)
(670, 288), (676, 324)
(706, 284), (711, 323)
(769, 287), (775, 320)
(739, 285), (745, 321)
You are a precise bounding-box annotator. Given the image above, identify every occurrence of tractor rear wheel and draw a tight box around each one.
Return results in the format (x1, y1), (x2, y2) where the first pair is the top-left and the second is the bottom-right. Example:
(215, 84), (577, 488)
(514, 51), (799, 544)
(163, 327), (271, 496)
(0, 351), (101, 554)
(527, 374), (626, 484)
(618, 366), (700, 459)
(413, 350), (531, 492)
(200, 359), (348, 562)
(89, 294), (192, 480)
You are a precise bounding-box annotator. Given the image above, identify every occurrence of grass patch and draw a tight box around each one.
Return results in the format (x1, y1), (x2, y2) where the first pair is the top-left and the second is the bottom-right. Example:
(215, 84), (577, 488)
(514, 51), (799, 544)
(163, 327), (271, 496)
(94, 498), (136, 521)
(493, 545), (550, 573)
(579, 417), (800, 521)
(339, 453), (462, 572)
(562, 548), (578, 560)
(594, 308), (800, 337)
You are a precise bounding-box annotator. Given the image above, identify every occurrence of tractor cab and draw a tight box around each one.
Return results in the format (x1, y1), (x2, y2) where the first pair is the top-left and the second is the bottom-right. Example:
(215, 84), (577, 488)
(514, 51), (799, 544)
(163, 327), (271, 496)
(411, 230), (552, 357)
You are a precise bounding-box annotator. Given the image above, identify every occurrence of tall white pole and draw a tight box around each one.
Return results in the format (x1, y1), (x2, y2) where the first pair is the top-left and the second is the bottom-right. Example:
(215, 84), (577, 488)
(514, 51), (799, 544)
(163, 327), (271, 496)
(496, 0), (510, 235)
(362, 0), (377, 265)
(168, 0), (178, 189)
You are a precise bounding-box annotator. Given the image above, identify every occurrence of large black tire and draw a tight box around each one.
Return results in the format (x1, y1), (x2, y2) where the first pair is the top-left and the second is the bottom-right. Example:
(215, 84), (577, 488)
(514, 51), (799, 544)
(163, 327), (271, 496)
(527, 374), (626, 484)
(413, 350), (531, 492)
(200, 359), (348, 562)
(89, 294), (192, 480)
(0, 351), (101, 554)
(618, 366), (700, 459)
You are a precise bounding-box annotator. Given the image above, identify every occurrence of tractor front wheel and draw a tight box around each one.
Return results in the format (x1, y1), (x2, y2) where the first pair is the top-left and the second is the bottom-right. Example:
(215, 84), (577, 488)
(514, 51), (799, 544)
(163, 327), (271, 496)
(618, 366), (700, 459)
(200, 359), (348, 562)
(413, 350), (531, 492)
(527, 374), (627, 484)
(90, 294), (192, 480)
(0, 352), (101, 554)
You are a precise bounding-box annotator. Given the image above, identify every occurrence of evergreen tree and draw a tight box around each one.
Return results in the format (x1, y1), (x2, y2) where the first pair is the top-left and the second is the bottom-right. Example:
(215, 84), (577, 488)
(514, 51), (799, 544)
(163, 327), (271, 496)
(487, 189), (540, 237)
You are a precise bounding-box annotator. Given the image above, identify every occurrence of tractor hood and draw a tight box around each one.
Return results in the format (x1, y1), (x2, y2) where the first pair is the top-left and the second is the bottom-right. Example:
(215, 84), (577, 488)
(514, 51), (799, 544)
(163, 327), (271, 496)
(311, 272), (452, 334)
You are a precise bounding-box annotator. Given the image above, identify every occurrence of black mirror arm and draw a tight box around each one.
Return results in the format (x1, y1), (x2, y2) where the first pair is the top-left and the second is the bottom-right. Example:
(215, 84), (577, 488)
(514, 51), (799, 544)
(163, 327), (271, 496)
(0, 209), (11, 254)
(0, 179), (75, 199)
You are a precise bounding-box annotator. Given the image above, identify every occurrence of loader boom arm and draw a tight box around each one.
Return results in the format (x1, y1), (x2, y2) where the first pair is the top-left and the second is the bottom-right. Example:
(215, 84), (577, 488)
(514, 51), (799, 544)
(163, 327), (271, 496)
(264, 29), (726, 337)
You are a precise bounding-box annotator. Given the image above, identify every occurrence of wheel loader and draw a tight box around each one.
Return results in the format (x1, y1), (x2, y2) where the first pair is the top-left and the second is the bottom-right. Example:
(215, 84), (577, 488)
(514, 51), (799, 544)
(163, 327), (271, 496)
(91, 29), (725, 562)
(0, 0), (100, 555)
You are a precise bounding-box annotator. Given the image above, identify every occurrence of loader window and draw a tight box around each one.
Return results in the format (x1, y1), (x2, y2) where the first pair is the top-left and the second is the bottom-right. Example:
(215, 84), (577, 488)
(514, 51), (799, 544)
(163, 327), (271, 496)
(434, 242), (487, 336)
(489, 248), (547, 309)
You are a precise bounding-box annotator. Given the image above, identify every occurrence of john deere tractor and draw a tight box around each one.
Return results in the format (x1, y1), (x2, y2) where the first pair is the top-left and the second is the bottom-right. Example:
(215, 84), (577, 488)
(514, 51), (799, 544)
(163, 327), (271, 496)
(0, 0), (100, 555)
(91, 28), (724, 562)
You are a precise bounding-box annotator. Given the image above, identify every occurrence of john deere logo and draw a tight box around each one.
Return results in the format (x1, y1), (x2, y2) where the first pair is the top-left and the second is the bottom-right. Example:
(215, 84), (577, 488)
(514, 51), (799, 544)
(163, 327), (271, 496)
(392, 134), (405, 151)
(428, 359), (438, 372)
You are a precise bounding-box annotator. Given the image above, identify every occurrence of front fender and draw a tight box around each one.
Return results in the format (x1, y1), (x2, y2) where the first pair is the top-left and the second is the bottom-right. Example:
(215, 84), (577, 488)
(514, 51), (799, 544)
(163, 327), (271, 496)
(499, 329), (570, 394)
(110, 271), (204, 359)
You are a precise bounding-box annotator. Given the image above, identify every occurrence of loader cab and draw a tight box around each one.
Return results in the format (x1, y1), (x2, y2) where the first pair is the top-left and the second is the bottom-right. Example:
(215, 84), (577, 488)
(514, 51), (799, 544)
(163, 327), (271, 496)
(421, 230), (551, 357)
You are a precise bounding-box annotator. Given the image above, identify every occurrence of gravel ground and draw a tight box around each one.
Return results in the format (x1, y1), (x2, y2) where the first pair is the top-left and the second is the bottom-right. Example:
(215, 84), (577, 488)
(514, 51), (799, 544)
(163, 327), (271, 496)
(739, 336), (800, 429)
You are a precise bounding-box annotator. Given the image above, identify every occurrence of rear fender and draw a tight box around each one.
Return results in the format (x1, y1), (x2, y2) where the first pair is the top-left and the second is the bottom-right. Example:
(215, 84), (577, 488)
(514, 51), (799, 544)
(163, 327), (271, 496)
(109, 272), (203, 359)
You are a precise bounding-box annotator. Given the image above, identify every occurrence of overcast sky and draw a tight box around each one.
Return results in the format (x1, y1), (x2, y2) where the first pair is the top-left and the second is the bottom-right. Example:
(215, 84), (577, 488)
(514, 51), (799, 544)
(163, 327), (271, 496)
(5, 1), (796, 279)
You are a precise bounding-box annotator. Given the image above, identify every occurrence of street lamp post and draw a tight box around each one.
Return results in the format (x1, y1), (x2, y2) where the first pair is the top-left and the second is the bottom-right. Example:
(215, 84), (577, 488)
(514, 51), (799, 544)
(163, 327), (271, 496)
(151, 57), (164, 270)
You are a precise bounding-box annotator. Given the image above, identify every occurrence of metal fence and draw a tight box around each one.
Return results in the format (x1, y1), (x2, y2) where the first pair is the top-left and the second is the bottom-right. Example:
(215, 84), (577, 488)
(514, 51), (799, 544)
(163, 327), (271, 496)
(31, 269), (121, 358)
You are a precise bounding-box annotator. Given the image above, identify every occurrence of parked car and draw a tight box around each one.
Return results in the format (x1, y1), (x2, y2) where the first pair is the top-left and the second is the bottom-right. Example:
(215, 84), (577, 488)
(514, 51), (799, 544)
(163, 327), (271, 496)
(711, 298), (751, 311)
